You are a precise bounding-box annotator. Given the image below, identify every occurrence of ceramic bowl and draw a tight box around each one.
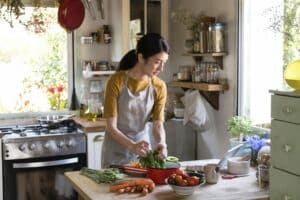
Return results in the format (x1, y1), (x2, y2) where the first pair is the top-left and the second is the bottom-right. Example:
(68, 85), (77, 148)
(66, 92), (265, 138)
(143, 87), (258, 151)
(227, 156), (250, 175)
(167, 173), (205, 196)
(147, 168), (179, 185)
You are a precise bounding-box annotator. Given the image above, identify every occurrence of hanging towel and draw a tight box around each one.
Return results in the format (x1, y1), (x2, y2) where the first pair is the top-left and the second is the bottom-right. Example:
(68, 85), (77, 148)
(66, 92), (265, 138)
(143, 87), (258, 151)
(181, 90), (209, 131)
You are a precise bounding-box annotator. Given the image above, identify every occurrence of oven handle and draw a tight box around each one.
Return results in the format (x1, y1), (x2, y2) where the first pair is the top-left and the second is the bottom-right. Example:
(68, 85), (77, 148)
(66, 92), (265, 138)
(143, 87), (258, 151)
(12, 157), (79, 169)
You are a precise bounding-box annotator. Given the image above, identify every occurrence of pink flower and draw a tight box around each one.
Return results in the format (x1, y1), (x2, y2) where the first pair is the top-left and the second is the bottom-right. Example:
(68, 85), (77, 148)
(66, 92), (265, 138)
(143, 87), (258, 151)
(48, 87), (55, 94)
(57, 85), (64, 92)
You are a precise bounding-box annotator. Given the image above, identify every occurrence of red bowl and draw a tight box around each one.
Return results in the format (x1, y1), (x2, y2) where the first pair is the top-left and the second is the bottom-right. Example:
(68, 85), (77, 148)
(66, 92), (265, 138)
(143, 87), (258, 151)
(147, 168), (179, 185)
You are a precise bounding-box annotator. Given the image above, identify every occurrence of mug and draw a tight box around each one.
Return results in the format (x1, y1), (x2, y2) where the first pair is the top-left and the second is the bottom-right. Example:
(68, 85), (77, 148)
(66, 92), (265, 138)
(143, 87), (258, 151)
(204, 164), (219, 184)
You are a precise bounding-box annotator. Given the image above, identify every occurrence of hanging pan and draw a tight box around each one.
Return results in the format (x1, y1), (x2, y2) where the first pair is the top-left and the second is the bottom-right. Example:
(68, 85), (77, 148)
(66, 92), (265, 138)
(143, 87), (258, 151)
(58, 0), (85, 32)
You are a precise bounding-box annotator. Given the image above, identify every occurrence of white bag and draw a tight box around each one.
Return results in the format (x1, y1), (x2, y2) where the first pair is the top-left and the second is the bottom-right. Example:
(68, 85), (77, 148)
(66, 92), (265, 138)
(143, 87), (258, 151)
(181, 90), (209, 130)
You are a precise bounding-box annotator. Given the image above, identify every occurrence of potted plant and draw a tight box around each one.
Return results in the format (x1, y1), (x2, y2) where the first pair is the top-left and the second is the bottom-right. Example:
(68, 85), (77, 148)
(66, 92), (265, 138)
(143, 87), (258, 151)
(227, 116), (253, 147)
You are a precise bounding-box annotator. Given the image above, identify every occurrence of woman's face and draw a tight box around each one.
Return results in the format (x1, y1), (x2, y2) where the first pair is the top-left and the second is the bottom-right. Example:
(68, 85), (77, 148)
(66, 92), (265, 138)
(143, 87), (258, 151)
(141, 52), (169, 77)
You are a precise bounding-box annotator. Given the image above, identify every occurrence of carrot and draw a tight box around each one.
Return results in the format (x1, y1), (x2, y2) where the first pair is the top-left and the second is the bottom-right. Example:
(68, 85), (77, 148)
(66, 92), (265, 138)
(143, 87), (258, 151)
(110, 178), (154, 192)
(142, 188), (148, 196)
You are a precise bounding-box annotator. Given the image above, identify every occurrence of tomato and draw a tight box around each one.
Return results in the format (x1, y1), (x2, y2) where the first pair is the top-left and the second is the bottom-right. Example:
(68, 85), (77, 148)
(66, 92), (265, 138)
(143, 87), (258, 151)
(175, 175), (183, 185)
(167, 177), (176, 185)
(186, 176), (200, 186)
(178, 179), (188, 186)
(175, 169), (188, 178)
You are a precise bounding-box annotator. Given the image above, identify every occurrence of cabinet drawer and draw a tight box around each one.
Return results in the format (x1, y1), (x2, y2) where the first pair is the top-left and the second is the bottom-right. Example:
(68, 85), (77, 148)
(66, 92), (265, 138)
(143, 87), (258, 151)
(271, 95), (300, 124)
(270, 167), (300, 200)
(271, 120), (300, 175)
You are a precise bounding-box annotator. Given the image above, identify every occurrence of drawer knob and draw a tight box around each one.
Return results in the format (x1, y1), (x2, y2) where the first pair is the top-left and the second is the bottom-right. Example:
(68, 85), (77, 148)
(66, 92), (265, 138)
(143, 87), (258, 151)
(284, 194), (291, 200)
(284, 144), (292, 152)
(283, 106), (293, 114)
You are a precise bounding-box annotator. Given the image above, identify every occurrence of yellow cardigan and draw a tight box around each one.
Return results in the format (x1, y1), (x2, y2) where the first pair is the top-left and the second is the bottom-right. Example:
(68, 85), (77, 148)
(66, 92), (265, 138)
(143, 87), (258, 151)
(103, 71), (166, 121)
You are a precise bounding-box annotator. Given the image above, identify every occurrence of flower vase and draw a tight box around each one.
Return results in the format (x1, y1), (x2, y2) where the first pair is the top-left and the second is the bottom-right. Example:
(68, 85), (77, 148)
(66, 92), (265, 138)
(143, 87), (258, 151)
(184, 29), (194, 53)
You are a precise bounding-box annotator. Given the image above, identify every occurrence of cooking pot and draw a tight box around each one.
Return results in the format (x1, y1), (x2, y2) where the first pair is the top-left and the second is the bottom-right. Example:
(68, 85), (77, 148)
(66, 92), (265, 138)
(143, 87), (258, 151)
(37, 114), (74, 125)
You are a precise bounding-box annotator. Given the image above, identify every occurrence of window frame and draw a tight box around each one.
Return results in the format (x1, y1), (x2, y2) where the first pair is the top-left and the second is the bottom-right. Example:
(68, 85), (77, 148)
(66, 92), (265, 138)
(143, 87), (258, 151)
(0, 12), (75, 120)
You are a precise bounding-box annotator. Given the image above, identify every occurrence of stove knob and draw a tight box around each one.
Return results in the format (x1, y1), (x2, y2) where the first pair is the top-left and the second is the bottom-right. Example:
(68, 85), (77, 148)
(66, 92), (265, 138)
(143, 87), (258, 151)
(57, 141), (65, 148)
(67, 140), (74, 148)
(43, 142), (50, 149)
(29, 143), (36, 151)
(19, 144), (26, 151)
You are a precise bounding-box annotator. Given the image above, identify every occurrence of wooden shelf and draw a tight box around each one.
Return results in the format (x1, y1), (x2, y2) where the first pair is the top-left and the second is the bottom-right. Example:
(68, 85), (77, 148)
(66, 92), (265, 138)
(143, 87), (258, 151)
(169, 81), (229, 110)
(170, 81), (228, 91)
(183, 52), (227, 68)
(183, 52), (227, 57)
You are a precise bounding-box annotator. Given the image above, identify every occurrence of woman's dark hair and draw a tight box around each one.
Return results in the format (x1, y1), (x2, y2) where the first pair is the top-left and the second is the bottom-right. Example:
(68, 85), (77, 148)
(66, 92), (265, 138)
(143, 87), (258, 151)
(118, 33), (170, 71)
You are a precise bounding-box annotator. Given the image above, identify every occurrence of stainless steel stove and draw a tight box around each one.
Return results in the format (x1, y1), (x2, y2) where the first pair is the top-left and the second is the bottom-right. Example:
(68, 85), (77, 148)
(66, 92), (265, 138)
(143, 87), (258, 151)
(1, 121), (86, 160)
(1, 119), (87, 200)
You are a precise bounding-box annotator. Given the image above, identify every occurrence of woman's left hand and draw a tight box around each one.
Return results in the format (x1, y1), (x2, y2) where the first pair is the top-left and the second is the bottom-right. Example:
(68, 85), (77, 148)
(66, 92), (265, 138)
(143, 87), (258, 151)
(155, 143), (167, 160)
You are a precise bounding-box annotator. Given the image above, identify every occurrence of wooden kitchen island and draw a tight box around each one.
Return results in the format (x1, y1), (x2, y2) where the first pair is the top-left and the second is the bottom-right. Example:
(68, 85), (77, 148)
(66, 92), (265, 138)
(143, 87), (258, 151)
(65, 160), (270, 200)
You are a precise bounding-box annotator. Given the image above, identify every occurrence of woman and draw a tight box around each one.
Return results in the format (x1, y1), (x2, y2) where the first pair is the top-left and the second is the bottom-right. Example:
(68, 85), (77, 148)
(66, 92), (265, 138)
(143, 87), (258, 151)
(101, 33), (170, 168)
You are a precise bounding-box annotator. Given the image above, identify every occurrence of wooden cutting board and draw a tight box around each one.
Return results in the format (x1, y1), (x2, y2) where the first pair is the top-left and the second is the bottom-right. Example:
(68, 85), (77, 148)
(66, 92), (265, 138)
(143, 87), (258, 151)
(73, 117), (106, 133)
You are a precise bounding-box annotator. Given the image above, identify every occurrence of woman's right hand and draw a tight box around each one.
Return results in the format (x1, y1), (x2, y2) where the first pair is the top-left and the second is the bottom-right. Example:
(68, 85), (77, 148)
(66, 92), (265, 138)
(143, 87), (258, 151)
(130, 140), (150, 157)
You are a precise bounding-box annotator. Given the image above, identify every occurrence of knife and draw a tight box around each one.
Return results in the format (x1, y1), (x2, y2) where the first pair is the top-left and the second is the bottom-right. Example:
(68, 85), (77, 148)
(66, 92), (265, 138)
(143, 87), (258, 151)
(97, 0), (104, 20)
(84, 0), (96, 20)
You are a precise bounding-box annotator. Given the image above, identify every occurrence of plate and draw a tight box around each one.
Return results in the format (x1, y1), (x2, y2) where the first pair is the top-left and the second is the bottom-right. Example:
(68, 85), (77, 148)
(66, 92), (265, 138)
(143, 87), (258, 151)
(122, 166), (148, 177)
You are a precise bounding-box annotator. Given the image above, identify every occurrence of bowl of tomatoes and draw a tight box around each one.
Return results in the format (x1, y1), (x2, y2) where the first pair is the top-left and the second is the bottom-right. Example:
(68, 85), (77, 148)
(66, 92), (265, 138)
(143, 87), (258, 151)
(166, 172), (206, 196)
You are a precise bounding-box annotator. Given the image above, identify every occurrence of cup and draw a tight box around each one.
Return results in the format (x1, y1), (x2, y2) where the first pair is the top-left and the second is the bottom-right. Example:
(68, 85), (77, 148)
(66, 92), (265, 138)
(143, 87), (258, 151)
(257, 164), (269, 188)
(204, 164), (219, 184)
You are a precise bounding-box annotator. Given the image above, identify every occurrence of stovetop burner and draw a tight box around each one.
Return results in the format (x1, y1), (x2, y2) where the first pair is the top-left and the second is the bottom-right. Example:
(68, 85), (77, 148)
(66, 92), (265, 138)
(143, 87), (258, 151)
(0, 120), (79, 138)
(1, 119), (86, 160)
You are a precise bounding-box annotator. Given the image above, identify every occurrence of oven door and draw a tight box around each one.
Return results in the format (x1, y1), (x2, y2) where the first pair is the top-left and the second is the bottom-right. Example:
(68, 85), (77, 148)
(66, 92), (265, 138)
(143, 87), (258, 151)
(3, 154), (86, 200)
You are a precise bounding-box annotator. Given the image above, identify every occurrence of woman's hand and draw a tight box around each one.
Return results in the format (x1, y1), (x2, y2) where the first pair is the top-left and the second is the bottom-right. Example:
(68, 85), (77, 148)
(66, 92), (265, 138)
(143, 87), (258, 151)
(130, 140), (150, 157)
(155, 143), (167, 160)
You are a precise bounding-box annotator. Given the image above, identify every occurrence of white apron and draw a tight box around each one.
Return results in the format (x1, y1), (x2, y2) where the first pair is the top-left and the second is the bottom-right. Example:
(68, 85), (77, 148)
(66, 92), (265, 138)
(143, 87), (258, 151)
(101, 75), (155, 168)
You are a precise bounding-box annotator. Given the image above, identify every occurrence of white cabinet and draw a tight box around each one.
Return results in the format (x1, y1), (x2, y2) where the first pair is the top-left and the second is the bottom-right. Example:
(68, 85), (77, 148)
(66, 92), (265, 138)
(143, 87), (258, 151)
(270, 90), (300, 199)
(86, 132), (105, 169)
(164, 119), (196, 161)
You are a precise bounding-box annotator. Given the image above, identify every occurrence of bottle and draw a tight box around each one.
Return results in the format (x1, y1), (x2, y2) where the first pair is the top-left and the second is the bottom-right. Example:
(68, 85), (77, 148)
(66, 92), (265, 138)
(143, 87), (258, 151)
(193, 31), (200, 53)
(103, 25), (111, 44)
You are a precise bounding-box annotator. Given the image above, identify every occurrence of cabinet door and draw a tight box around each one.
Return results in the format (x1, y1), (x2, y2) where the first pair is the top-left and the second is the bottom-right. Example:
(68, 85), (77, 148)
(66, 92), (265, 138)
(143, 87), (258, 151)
(270, 167), (300, 200)
(164, 119), (196, 161)
(271, 120), (300, 175)
(87, 132), (105, 169)
(271, 95), (300, 124)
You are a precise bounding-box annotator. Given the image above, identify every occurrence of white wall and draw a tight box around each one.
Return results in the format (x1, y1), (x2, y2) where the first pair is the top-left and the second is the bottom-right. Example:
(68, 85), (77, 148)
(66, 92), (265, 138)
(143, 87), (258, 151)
(167, 0), (238, 159)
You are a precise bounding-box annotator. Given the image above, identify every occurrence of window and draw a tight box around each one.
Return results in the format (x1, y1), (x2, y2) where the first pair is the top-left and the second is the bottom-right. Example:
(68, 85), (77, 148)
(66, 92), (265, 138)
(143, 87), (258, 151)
(0, 6), (69, 115)
(238, 0), (300, 125)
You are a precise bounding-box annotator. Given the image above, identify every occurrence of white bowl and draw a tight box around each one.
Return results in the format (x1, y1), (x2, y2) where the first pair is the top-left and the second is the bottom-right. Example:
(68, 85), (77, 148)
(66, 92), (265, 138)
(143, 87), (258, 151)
(227, 156), (250, 175)
(169, 184), (201, 196)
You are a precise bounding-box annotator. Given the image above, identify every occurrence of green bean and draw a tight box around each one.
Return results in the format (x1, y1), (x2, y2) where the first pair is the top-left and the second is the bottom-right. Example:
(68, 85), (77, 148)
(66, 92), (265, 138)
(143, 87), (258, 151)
(80, 167), (122, 184)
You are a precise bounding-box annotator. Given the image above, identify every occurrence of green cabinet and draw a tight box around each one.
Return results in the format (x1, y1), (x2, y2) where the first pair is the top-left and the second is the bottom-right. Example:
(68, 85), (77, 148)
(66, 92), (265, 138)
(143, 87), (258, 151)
(270, 91), (300, 199)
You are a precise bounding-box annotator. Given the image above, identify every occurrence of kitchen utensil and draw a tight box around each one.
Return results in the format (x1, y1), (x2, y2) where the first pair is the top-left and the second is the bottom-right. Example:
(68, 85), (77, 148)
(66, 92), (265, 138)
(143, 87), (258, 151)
(37, 114), (75, 124)
(109, 165), (147, 177)
(84, 0), (96, 20)
(96, 0), (104, 19)
(221, 173), (249, 179)
(58, 0), (85, 32)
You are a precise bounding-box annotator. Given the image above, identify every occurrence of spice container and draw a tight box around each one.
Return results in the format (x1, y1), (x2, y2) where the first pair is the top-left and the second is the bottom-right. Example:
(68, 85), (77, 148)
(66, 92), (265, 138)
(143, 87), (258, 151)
(103, 25), (111, 44)
(208, 22), (226, 53)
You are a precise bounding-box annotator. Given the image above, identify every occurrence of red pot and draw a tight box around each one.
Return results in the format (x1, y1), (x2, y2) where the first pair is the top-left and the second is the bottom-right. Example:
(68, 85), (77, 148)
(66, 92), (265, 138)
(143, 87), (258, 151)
(147, 168), (179, 185)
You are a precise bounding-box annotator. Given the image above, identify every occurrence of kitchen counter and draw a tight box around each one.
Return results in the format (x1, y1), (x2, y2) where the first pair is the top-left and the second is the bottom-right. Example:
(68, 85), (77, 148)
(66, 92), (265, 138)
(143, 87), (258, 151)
(65, 160), (270, 200)
(73, 117), (106, 133)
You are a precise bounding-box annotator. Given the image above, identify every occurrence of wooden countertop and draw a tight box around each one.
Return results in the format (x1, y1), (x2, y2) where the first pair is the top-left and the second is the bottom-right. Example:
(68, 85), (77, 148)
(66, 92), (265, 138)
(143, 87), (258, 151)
(73, 117), (106, 133)
(65, 160), (270, 200)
